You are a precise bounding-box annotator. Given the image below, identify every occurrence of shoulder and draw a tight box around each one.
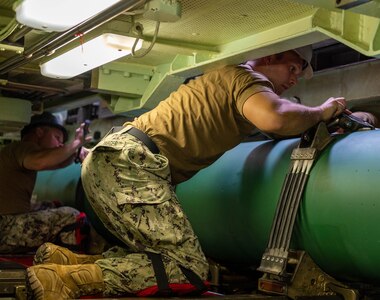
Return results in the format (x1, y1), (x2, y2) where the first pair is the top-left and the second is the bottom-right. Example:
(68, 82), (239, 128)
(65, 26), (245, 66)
(2, 141), (38, 157)
(220, 64), (275, 90)
(0, 141), (22, 154)
(205, 65), (272, 85)
(239, 63), (274, 85)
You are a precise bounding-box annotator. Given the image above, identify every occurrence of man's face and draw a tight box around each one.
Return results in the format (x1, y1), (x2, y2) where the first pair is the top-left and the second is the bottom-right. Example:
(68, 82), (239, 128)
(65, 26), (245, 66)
(38, 127), (65, 148)
(262, 51), (304, 95)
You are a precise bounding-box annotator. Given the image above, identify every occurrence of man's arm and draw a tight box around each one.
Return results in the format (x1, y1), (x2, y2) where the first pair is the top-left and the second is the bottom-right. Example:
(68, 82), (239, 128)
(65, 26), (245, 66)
(23, 139), (80, 170)
(242, 91), (347, 137)
(23, 123), (89, 171)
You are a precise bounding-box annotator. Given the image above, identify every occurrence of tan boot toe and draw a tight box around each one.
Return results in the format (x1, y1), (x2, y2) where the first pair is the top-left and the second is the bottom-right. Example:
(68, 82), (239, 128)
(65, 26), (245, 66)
(34, 242), (103, 265)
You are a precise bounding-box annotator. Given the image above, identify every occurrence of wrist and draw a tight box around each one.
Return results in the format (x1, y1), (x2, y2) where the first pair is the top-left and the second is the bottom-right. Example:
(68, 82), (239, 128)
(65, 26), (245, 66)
(315, 106), (325, 122)
(69, 140), (82, 154)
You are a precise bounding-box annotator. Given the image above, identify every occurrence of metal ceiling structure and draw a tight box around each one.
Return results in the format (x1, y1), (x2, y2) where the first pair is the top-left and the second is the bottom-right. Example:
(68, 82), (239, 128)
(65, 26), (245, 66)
(1, 0), (380, 121)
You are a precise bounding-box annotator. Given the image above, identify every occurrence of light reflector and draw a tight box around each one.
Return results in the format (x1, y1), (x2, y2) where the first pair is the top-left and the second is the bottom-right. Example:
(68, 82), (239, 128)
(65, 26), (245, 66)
(40, 33), (142, 79)
(15, 0), (121, 32)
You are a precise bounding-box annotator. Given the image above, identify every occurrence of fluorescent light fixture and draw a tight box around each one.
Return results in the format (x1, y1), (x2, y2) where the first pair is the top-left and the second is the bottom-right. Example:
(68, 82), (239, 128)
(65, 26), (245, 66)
(40, 33), (142, 79)
(15, 0), (121, 32)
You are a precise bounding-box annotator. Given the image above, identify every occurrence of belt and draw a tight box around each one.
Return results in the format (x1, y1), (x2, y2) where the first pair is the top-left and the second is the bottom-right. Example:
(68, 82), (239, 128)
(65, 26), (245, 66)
(126, 127), (160, 154)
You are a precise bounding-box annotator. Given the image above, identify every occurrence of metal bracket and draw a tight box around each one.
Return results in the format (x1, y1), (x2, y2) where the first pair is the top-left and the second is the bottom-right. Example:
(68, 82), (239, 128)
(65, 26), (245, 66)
(327, 112), (375, 133)
(257, 120), (366, 299)
(258, 251), (360, 300)
(326, 282), (360, 300)
(15, 285), (27, 300)
(258, 122), (333, 277)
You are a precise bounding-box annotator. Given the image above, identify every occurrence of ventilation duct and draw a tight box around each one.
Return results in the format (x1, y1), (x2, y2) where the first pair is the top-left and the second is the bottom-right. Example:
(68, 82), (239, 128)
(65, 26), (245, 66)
(0, 97), (31, 133)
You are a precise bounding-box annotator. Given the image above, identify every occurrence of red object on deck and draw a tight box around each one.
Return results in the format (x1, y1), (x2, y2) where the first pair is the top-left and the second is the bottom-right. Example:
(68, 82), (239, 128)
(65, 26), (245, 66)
(0, 254), (34, 267)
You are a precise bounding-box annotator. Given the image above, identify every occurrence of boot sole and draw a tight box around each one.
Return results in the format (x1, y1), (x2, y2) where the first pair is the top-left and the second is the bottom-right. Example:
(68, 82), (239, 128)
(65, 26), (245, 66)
(27, 266), (74, 300)
(26, 268), (44, 300)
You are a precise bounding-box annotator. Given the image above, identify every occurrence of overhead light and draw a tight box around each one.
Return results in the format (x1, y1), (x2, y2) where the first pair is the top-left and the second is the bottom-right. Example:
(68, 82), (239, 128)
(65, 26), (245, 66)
(14, 0), (121, 32)
(40, 33), (142, 79)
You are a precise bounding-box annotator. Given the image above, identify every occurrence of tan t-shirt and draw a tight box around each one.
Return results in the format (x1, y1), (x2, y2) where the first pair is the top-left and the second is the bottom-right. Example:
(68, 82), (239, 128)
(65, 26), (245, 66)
(132, 65), (275, 184)
(0, 141), (38, 215)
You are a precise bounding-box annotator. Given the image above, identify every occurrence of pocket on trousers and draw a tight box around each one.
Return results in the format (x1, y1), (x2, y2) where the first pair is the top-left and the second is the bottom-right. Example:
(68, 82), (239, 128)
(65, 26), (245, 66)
(114, 182), (172, 205)
(100, 136), (172, 206)
(92, 135), (126, 151)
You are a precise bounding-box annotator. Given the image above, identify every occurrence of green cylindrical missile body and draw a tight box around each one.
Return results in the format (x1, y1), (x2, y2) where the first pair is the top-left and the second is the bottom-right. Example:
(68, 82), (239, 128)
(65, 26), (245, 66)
(33, 130), (380, 284)
(177, 130), (380, 284)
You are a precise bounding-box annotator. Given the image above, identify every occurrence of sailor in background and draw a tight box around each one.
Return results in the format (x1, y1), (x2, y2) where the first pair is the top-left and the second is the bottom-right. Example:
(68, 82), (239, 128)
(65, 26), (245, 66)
(0, 112), (91, 253)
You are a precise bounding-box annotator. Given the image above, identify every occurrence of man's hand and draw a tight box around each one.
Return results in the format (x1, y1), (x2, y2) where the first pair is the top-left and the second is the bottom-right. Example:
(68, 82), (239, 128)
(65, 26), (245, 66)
(74, 122), (92, 164)
(318, 97), (347, 122)
(350, 111), (378, 127)
(79, 147), (90, 163)
(74, 122), (92, 147)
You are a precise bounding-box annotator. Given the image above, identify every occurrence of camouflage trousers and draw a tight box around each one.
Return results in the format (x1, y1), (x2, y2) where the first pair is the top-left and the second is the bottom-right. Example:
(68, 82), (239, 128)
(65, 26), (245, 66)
(0, 206), (79, 253)
(81, 127), (209, 296)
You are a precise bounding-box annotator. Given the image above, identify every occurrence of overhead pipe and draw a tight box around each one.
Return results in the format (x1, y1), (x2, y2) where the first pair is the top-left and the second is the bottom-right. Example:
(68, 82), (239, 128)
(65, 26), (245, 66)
(0, 0), (146, 75)
(0, 80), (68, 95)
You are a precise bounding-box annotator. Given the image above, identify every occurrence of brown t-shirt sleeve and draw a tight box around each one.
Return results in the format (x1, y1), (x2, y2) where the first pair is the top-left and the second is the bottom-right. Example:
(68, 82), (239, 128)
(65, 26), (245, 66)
(14, 141), (39, 170)
(232, 65), (275, 119)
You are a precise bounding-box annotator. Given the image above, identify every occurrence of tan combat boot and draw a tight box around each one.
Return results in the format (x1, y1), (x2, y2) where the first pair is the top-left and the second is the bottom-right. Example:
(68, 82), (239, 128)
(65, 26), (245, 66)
(27, 263), (104, 300)
(33, 242), (103, 265)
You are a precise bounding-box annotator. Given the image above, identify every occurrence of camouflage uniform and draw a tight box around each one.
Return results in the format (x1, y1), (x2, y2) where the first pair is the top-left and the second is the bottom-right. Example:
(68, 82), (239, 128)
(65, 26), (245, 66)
(81, 127), (209, 296)
(80, 65), (275, 295)
(0, 206), (79, 253)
